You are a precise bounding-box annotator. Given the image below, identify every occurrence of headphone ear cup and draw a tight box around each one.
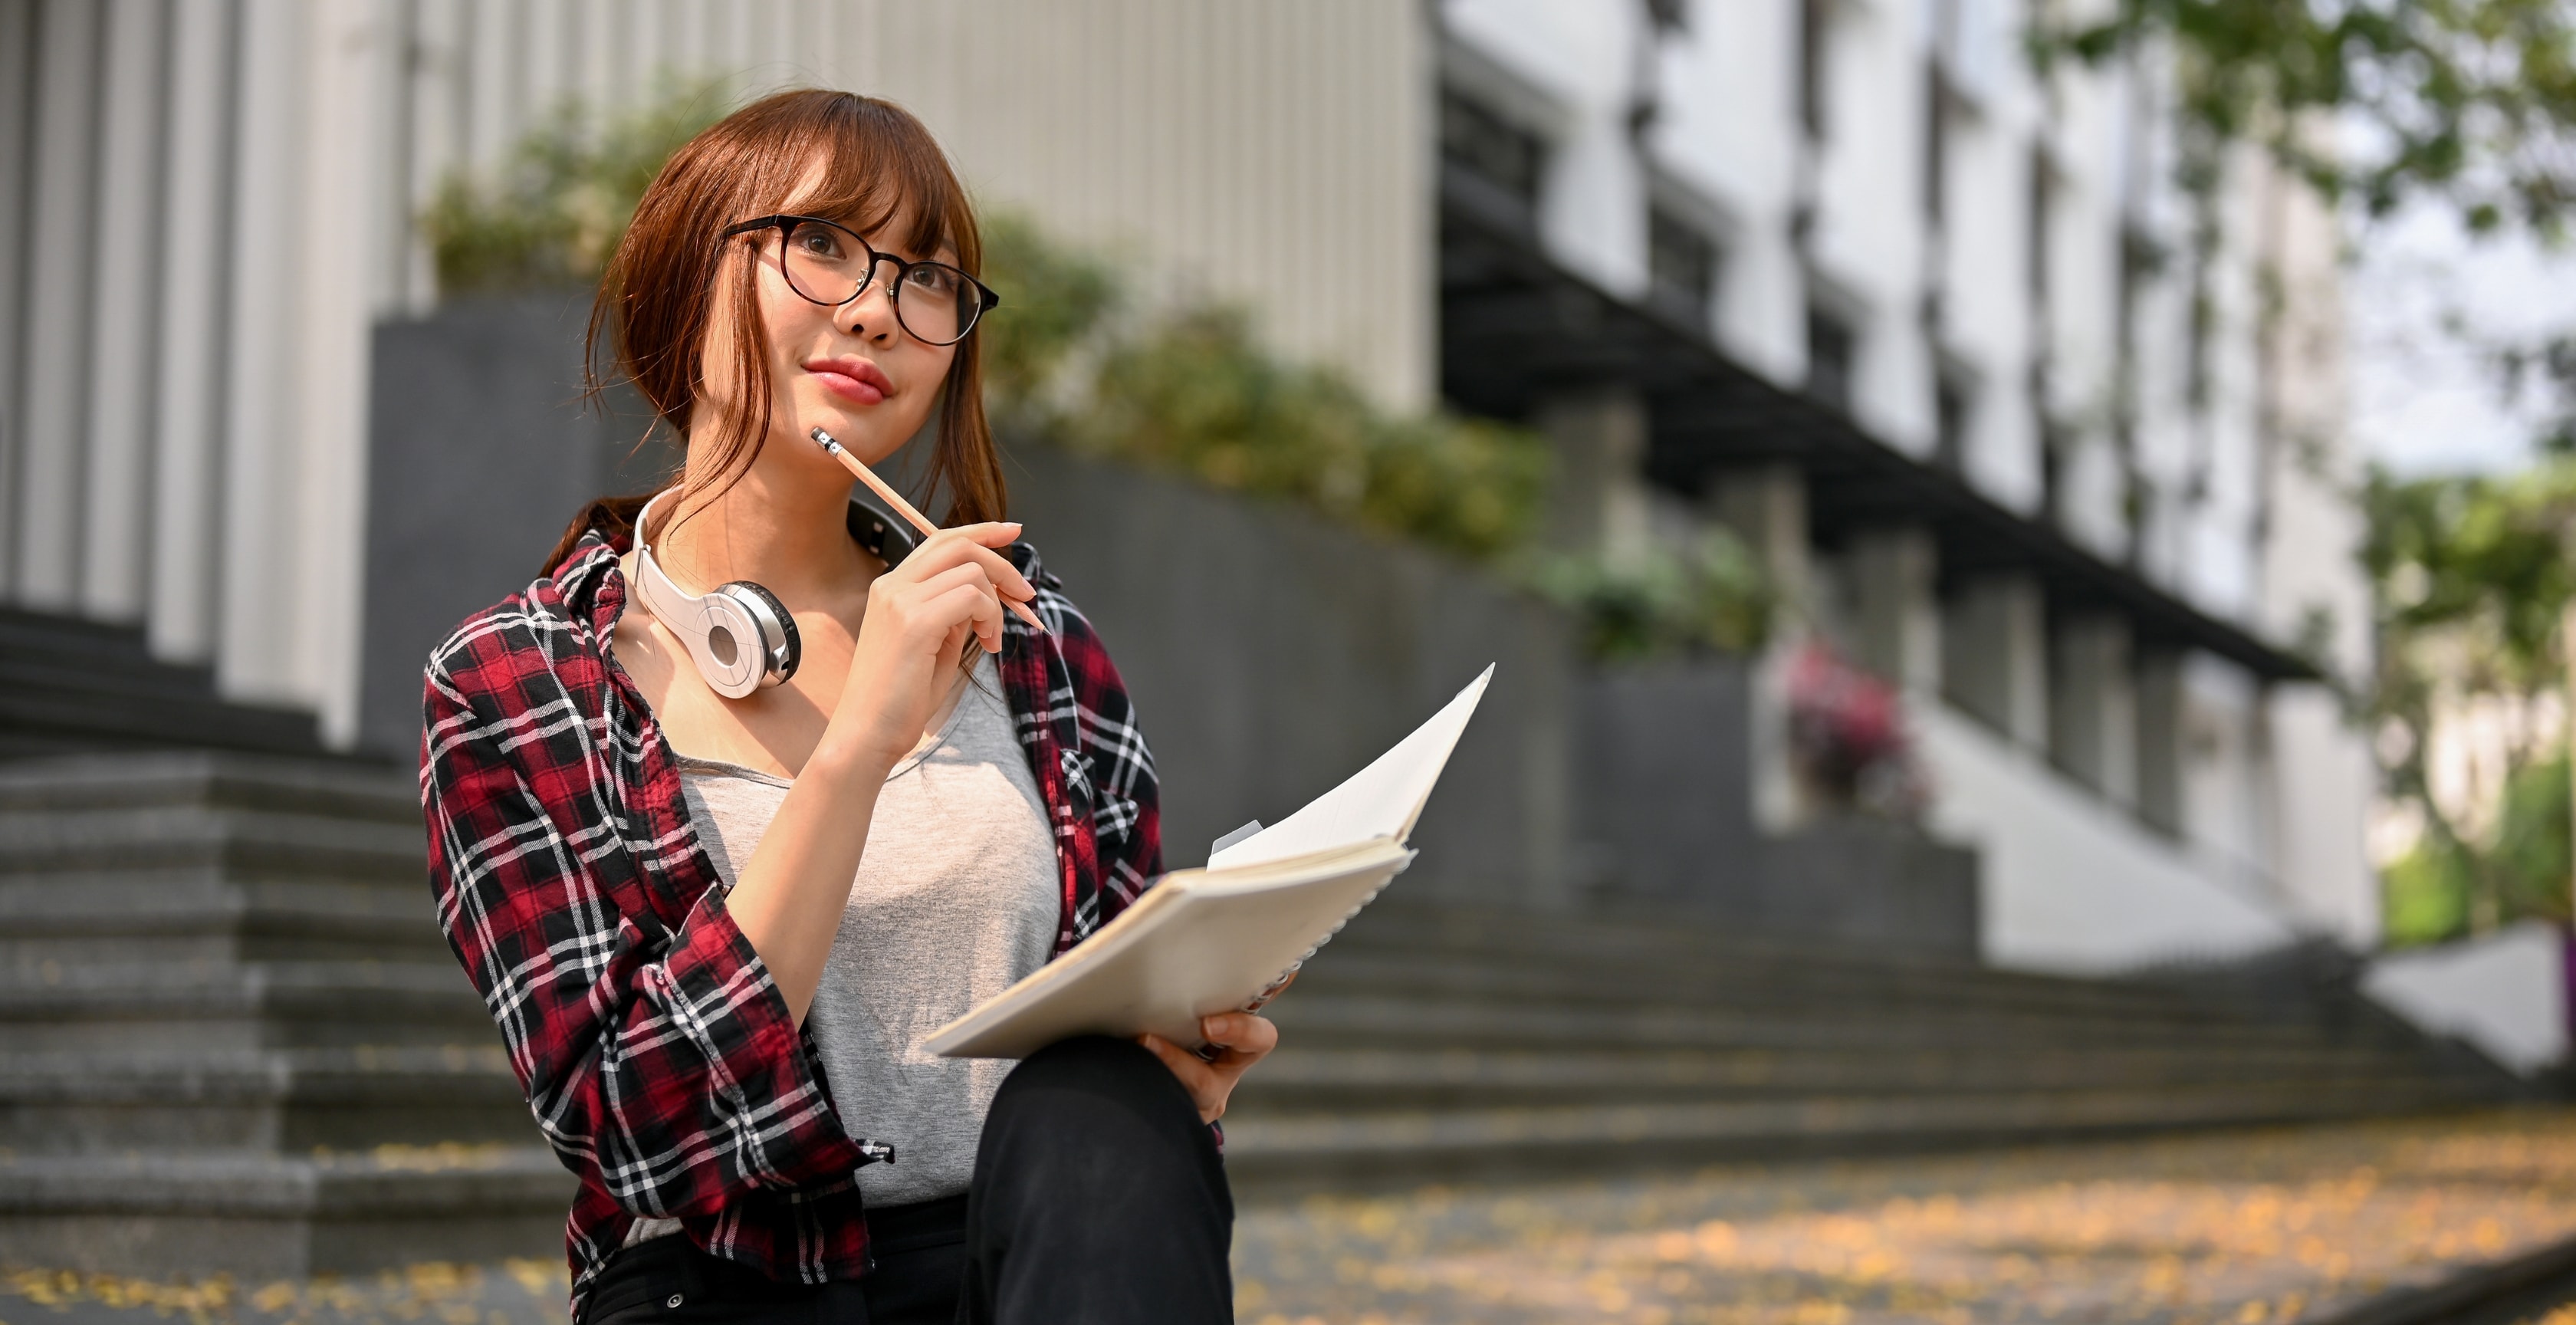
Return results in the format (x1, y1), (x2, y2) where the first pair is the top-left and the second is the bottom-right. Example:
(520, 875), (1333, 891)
(718, 580), (801, 686)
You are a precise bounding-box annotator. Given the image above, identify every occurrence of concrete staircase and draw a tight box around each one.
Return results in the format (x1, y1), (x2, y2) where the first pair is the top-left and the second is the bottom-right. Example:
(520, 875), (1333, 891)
(0, 607), (327, 761)
(0, 607), (2525, 1273)
(1220, 902), (2528, 1193)
(0, 751), (570, 1276)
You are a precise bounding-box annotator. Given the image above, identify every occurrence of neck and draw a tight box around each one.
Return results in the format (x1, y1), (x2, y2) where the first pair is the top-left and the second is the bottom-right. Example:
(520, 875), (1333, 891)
(652, 448), (866, 606)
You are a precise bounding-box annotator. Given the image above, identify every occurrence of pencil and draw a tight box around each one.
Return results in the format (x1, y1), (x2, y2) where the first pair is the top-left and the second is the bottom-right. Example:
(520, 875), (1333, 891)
(810, 427), (1047, 634)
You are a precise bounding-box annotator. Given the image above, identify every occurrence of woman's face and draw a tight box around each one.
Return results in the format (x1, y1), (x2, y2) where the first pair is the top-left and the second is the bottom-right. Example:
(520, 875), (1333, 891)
(698, 193), (961, 475)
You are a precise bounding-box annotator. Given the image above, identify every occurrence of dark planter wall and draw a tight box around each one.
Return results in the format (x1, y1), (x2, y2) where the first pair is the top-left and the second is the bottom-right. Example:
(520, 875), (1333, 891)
(359, 294), (672, 758)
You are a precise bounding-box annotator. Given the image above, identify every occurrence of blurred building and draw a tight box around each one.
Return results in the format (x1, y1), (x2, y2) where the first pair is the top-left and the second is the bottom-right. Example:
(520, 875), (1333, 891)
(0, 0), (2371, 970)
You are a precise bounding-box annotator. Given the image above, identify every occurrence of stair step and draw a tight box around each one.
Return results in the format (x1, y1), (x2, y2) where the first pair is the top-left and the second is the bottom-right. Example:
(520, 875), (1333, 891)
(0, 749), (413, 815)
(0, 688), (323, 758)
(0, 877), (452, 969)
(1219, 1081), (2498, 1192)
(1229, 1044), (2482, 1109)
(0, 805), (427, 884)
(0, 1146), (573, 1277)
(1257, 991), (2390, 1055)
(0, 960), (489, 1051)
(0, 610), (327, 759)
(0, 1048), (533, 1152)
(1283, 961), (2343, 1043)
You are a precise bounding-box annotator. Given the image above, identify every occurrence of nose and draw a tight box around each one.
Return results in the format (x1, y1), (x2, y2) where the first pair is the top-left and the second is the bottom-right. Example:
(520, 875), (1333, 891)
(840, 258), (900, 344)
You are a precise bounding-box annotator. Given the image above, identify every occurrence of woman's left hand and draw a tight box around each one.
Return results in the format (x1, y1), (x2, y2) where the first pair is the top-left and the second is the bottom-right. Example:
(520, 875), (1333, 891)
(1138, 1012), (1278, 1124)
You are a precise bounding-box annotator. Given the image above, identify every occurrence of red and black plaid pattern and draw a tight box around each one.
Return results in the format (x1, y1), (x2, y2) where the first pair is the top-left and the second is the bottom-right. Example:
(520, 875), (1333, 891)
(420, 526), (1162, 1316)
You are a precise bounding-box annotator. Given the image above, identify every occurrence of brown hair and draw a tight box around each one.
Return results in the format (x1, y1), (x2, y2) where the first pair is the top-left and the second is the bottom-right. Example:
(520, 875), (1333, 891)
(545, 89), (1004, 575)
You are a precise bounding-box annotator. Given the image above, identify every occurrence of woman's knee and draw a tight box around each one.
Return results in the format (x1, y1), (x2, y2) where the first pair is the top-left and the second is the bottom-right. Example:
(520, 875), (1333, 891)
(978, 1036), (1217, 1172)
(991, 1035), (1191, 1123)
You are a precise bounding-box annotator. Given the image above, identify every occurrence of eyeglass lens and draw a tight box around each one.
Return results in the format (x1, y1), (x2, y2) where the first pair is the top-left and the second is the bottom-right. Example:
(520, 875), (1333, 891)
(778, 220), (980, 344)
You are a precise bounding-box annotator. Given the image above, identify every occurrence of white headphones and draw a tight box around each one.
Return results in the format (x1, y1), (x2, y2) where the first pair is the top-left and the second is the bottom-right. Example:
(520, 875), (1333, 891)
(632, 489), (801, 699)
(629, 487), (921, 700)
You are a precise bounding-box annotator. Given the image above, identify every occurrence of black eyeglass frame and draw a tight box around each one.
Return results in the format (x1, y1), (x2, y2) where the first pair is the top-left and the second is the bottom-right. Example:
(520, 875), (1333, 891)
(717, 213), (1001, 346)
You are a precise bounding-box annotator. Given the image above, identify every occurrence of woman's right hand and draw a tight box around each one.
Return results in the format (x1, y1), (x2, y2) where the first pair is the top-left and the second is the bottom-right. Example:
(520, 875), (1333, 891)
(826, 521), (1035, 771)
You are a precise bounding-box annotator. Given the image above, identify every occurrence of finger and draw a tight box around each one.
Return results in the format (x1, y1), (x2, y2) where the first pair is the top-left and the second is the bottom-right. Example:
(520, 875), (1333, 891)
(921, 521), (1027, 561)
(1137, 1034), (1220, 1103)
(904, 560), (1004, 609)
(924, 583), (1006, 653)
(1199, 1012), (1279, 1058)
(955, 540), (1038, 602)
(912, 528), (1037, 602)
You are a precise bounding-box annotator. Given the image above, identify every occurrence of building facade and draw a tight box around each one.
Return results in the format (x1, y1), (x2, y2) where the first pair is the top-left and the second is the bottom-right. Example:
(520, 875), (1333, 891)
(0, 0), (2373, 970)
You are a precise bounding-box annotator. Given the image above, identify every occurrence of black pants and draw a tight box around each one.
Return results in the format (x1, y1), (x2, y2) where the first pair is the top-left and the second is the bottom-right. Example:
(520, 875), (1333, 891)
(582, 1037), (1234, 1325)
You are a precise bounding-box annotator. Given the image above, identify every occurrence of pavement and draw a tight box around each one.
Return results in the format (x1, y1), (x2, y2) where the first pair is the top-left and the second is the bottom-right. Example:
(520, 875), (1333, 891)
(7, 1109), (2576, 1325)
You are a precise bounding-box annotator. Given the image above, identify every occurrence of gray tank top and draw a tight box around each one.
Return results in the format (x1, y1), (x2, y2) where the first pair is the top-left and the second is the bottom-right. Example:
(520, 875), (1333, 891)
(629, 652), (1057, 1242)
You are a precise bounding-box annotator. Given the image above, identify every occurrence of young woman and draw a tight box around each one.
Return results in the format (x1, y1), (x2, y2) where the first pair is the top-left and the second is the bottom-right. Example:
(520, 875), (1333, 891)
(421, 89), (1272, 1325)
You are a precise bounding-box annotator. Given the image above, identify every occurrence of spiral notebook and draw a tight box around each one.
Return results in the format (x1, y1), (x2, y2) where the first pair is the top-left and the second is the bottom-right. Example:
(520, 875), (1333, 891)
(922, 666), (1493, 1059)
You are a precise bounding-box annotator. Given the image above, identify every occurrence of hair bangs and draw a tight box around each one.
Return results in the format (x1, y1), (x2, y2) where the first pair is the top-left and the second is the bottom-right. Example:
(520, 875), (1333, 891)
(787, 99), (974, 268)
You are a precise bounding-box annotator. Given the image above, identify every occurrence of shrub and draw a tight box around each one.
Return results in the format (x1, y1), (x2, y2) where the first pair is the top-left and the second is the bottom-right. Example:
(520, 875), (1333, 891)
(420, 80), (732, 296)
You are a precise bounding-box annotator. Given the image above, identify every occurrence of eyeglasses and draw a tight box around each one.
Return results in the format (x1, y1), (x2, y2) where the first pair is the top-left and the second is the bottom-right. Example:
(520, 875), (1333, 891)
(717, 214), (1001, 346)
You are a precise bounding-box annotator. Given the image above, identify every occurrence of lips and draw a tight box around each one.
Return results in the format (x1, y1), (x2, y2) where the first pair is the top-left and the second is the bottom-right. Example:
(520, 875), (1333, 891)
(805, 357), (892, 406)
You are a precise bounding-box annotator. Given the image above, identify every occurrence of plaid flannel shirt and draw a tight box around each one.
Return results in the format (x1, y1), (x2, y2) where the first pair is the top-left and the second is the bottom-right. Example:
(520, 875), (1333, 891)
(419, 524), (1161, 1316)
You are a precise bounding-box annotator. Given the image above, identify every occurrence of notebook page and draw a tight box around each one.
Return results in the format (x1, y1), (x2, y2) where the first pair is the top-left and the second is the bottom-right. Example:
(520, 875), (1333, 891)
(1205, 665), (1493, 870)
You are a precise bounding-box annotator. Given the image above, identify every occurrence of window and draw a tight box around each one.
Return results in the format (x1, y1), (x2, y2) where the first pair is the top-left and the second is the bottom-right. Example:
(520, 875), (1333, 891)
(2039, 421), (2065, 521)
(1806, 308), (1856, 412)
(1799, 0), (1832, 140)
(1647, 205), (1720, 326)
(2027, 148), (2054, 306)
(1440, 88), (1545, 215)
(1935, 372), (1971, 472)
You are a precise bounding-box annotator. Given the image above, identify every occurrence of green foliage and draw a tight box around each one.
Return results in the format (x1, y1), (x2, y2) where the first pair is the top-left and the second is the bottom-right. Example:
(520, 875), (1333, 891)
(1520, 535), (1777, 661)
(977, 212), (1121, 425)
(2384, 750), (2571, 944)
(978, 224), (1554, 564)
(420, 80), (733, 296)
(2364, 461), (2576, 685)
(2039, 0), (2576, 237)
(2364, 460), (2576, 942)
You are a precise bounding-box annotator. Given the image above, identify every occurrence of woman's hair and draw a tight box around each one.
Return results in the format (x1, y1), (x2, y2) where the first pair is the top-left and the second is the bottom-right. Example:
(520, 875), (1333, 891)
(544, 89), (1004, 574)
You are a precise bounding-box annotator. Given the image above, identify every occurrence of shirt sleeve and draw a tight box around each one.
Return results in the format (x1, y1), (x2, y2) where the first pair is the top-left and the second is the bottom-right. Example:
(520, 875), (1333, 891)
(419, 653), (869, 1221)
(1055, 606), (1164, 901)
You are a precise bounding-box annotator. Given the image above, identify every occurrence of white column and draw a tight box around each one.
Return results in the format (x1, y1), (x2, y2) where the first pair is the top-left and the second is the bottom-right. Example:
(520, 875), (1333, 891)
(0, 0), (38, 572)
(14, 0), (104, 607)
(217, 0), (304, 705)
(80, 0), (171, 623)
(286, 0), (401, 745)
(148, 0), (238, 663)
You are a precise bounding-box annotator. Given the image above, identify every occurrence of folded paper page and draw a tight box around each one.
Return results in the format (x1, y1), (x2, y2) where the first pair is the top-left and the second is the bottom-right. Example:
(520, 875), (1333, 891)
(1205, 664), (1493, 870)
(922, 666), (1493, 1060)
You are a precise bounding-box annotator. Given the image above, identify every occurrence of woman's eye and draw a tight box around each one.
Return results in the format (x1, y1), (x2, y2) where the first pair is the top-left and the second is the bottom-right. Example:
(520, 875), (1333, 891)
(907, 266), (958, 295)
(797, 232), (845, 258)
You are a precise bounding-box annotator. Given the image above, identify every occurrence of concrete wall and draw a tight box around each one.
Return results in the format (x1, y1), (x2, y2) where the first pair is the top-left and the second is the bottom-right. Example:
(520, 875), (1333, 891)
(2364, 922), (2571, 1076)
(1921, 702), (2297, 972)
(1004, 445), (1579, 908)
